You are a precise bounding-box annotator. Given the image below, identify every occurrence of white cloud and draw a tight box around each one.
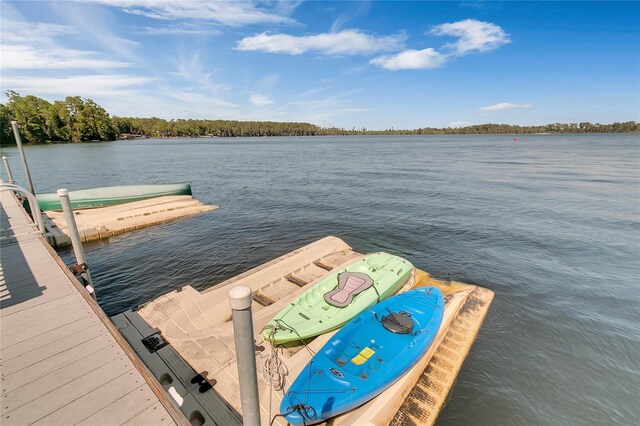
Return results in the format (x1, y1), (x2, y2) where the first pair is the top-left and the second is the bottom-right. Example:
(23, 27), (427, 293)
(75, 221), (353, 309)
(478, 102), (532, 112)
(1, 44), (129, 70)
(237, 29), (406, 55)
(0, 75), (154, 97)
(459, 1), (487, 10)
(255, 73), (280, 90)
(331, 1), (371, 32)
(0, 21), (76, 44)
(249, 93), (274, 106)
(84, 0), (297, 26)
(100, 88), (239, 120)
(370, 48), (446, 70)
(432, 19), (510, 55)
(136, 25), (222, 36)
(449, 121), (471, 128)
(256, 89), (371, 126)
(0, 9), (134, 71)
(168, 52), (227, 93)
(369, 19), (508, 71)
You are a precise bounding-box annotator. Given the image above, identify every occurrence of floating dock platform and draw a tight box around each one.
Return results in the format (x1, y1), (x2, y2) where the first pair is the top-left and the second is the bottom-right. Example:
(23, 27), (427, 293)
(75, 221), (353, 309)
(2, 182), (493, 425)
(43, 195), (218, 248)
(114, 237), (494, 425)
(0, 190), (188, 425)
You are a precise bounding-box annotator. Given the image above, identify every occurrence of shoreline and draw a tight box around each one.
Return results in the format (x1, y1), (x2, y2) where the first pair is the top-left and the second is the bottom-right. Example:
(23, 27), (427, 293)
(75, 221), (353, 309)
(2, 131), (638, 146)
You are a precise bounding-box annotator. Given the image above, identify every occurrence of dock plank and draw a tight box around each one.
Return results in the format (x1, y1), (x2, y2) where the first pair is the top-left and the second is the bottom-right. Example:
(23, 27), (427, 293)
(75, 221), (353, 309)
(123, 401), (176, 426)
(1, 334), (118, 392)
(4, 358), (134, 424)
(79, 384), (159, 426)
(0, 316), (98, 361)
(0, 301), (94, 347)
(3, 349), (129, 411)
(32, 368), (149, 426)
(0, 289), (76, 318)
(1, 322), (109, 376)
(1, 292), (87, 330)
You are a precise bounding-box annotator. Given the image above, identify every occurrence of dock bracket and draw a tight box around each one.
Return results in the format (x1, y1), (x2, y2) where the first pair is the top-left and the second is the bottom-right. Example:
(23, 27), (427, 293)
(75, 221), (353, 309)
(141, 332), (169, 353)
(70, 263), (88, 274)
(190, 374), (215, 393)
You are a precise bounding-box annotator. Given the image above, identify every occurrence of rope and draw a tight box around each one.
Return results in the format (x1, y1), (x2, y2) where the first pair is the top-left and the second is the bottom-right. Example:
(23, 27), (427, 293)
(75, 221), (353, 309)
(258, 343), (288, 391)
(261, 324), (286, 424)
(271, 319), (317, 357)
(263, 320), (323, 425)
(271, 403), (317, 426)
(370, 283), (381, 303)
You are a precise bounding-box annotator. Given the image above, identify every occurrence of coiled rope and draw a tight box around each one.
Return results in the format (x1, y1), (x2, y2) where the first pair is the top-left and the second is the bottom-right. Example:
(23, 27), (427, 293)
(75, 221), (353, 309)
(261, 320), (319, 425)
(259, 325), (288, 391)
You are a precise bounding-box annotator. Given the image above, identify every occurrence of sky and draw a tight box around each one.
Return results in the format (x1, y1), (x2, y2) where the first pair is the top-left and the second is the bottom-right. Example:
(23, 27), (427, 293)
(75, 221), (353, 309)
(0, 1), (638, 130)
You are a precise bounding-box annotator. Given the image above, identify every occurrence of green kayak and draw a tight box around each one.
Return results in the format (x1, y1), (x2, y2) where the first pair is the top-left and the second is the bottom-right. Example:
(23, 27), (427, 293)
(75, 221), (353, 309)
(36, 184), (192, 211)
(262, 252), (413, 345)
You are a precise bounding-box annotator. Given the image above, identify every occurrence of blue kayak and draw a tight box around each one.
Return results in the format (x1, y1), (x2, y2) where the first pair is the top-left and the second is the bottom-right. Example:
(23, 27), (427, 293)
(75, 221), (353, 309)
(280, 287), (444, 425)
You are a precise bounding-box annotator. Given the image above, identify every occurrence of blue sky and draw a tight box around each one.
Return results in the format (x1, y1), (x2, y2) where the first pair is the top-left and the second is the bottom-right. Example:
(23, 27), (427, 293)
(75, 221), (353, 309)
(1, 1), (638, 129)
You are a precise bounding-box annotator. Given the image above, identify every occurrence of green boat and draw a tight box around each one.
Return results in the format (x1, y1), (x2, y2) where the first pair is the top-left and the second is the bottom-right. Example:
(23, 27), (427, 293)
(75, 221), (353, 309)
(36, 184), (192, 211)
(262, 252), (413, 344)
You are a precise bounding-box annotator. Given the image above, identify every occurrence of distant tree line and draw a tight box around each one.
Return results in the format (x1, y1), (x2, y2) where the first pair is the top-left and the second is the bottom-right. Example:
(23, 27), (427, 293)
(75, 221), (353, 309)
(1, 92), (638, 145)
(112, 116), (323, 138)
(354, 121), (640, 135)
(1, 91), (117, 144)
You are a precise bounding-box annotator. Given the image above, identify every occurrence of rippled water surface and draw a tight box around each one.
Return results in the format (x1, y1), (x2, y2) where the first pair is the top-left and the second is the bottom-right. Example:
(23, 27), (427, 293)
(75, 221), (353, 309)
(3, 134), (639, 425)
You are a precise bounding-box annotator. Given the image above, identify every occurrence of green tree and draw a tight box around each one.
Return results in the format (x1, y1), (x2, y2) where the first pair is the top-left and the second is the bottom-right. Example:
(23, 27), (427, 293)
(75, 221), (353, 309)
(5, 91), (51, 143)
(0, 103), (14, 146)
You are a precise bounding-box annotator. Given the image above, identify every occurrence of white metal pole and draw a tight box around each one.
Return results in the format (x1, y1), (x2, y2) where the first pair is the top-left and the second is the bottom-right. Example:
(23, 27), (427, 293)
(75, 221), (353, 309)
(25, 193), (45, 235)
(10, 121), (35, 195)
(57, 188), (96, 300)
(1, 156), (15, 184)
(229, 286), (261, 426)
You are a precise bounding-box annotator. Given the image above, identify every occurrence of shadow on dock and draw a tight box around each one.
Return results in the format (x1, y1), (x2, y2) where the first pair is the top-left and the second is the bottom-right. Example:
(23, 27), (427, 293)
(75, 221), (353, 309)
(0, 203), (45, 309)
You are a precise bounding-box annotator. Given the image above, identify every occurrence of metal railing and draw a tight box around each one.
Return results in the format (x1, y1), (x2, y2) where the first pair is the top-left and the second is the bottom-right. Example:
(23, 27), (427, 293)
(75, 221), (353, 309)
(0, 183), (45, 235)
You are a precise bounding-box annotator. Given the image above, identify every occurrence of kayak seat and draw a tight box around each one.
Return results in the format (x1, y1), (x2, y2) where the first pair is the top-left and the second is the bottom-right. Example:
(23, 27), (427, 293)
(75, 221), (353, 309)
(382, 311), (414, 334)
(324, 272), (374, 308)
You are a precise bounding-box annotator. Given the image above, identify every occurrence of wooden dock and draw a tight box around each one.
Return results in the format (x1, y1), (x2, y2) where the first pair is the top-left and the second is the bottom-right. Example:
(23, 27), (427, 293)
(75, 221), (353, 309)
(0, 190), (187, 426)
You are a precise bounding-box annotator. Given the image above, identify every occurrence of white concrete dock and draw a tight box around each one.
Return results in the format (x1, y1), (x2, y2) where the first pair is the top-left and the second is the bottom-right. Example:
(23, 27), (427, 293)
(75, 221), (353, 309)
(0, 190), (187, 425)
(43, 195), (218, 247)
(117, 236), (494, 425)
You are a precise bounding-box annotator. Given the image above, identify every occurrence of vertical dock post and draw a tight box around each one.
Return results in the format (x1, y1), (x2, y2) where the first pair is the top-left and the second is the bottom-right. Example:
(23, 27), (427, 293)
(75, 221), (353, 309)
(1, 156), (15, 184)
(57, 188), (96, 301)
(229, 286), (261, 426)
(10, 121), (36, 195)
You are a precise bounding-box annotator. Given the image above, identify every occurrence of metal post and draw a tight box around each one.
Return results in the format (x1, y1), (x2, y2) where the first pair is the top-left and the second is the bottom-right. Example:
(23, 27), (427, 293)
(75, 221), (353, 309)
(1, 156), (15, 184)
(229, 286), (261, 426)
(10, 120), (35, 195)
(57, 188), (96, 301)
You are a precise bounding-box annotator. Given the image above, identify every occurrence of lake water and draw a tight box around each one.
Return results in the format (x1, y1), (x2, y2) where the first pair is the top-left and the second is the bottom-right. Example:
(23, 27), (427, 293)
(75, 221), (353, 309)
(2, 134), (638, 425)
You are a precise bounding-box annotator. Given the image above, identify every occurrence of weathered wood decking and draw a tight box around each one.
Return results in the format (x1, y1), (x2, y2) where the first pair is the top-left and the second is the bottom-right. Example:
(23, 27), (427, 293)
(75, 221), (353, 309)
(0, 191), (186, 425)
